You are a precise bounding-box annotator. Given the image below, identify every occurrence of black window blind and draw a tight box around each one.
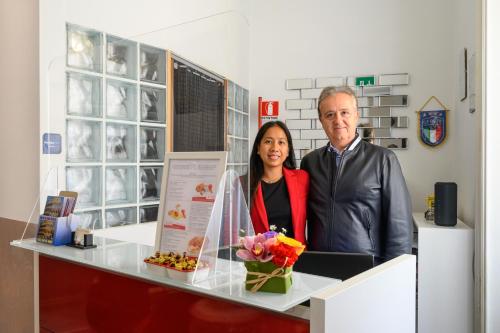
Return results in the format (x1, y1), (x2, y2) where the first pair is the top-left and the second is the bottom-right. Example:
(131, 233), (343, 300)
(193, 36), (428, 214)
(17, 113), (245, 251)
(173, 59), (225, 152)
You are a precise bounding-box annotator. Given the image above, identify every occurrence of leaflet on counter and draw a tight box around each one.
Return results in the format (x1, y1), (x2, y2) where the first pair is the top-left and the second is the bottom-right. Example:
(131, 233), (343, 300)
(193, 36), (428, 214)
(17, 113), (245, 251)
(159, 158), (222, 256)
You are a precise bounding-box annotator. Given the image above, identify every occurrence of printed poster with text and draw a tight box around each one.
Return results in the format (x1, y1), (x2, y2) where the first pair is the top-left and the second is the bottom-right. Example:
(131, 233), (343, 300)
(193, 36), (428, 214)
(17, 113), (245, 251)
(160, 159), (219, 256)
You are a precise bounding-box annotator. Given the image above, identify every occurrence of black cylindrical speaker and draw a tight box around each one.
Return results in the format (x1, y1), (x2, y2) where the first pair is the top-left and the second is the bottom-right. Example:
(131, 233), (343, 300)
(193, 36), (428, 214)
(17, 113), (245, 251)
(434, 182), (457, 226)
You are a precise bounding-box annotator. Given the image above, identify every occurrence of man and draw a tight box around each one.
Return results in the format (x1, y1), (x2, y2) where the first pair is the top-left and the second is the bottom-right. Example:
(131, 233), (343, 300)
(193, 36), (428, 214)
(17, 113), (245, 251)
(301, 86), (412, 263)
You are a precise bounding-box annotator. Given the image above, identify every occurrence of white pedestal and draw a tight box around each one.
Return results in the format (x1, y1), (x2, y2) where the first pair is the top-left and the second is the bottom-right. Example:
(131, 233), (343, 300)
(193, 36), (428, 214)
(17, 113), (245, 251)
(413, 213), (473, 333)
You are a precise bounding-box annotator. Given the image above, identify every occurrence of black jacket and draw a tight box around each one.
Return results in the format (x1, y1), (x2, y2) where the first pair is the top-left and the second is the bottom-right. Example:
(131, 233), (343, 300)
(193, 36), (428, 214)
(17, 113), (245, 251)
(301, 140), (413, 263)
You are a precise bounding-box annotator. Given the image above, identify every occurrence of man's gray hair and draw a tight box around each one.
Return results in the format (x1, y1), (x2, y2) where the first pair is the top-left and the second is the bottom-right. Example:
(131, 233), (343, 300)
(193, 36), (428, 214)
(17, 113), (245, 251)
(317, 86), (358, 117)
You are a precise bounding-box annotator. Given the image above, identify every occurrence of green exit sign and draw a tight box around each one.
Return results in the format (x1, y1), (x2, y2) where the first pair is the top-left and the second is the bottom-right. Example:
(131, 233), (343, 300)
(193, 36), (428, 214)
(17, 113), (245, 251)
(355, 76), (375, 86)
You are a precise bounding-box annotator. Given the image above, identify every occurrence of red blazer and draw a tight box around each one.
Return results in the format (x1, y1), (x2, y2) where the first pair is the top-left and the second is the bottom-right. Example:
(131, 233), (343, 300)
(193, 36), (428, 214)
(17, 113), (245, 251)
(250, 168), (309, 244)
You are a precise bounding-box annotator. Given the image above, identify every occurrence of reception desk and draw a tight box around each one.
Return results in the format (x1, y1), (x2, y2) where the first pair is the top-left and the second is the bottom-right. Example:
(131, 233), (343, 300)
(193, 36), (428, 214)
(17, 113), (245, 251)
(12, 236), (416, 333)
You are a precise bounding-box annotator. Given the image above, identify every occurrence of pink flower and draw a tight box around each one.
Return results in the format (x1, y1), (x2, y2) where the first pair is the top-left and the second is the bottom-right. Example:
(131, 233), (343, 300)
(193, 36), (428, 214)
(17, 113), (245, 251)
(236, 234), (275, 262)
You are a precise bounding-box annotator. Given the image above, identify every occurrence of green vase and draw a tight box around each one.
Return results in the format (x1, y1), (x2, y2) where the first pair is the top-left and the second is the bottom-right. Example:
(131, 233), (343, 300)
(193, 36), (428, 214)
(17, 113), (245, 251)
(244, 261), (293, 293)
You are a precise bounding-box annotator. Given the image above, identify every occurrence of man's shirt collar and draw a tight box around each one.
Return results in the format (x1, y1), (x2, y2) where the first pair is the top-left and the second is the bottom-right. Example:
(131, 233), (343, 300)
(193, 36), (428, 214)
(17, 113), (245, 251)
(327, 135), (361, 154)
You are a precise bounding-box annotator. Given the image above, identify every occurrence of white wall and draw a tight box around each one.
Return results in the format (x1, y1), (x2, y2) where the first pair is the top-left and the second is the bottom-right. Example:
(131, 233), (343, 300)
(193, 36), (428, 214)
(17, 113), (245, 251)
(0, 0), (39, 222)
(449, 0), (481, 225)
(249, 0), (478, 217)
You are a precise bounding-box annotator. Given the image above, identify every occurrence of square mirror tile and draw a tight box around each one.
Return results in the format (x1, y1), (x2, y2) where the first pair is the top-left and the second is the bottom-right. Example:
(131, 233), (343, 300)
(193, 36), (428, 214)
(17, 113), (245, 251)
(358, 127), (376, 143)
(374, 128), (391, 137)
(358, 96), (379, 108)
(140, 44), (166, 84)
(358, 118), (379, 127)
(379, 117), (409, 128)
(106, 35), (137, 79)
(379, 117), (392, 128)
(364, 107), (391, 117)
(105, 207), (137, 227)
(67, 72), (102, 117)
(378, 138), (408, 149)
(106, 123), (136, 162)
(362, 86), (391, 96)
(140, 86), (166, 123)
(361, 137), (376, 144)
(74, 210), (102, 230)
(140, 166), (162, 202)
(394, 116), (409, 128)
(67, 24), (102, 72)
(67, 119), (102, 162)
(105, 166), (136, 204)
(66, 166), (101, 208)
(379, 95), (408, 107)
(140, 205), (159, 223)
(140, 126), (165, 161)
(378, 73), (409, 86)
(106, 79), (137, 121)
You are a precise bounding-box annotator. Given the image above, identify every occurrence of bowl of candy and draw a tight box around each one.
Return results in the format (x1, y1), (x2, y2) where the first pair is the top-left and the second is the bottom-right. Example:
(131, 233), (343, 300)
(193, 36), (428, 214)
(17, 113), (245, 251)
(144, 251), (209, 282)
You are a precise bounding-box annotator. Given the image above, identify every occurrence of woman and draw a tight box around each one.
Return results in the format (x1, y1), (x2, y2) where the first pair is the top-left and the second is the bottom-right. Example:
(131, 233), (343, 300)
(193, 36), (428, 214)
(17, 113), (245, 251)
(249, 121), (309, 244)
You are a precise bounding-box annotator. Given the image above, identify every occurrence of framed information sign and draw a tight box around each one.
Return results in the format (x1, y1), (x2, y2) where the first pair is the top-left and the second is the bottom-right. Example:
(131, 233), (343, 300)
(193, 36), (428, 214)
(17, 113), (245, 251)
(155, 152), (227, 255)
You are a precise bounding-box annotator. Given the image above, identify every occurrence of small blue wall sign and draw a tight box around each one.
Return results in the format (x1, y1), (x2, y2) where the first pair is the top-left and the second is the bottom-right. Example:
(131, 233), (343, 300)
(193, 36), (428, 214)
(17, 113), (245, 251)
(42, 133), (62, 154)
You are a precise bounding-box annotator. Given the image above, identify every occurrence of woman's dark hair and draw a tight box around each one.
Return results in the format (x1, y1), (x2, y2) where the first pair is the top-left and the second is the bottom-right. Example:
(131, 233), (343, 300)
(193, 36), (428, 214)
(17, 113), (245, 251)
(249, 121), (296, 202)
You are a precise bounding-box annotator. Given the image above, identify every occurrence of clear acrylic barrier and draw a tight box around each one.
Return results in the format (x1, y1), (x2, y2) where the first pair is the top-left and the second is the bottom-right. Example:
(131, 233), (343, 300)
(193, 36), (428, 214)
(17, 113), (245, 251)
(34, 25), (172, 238)
(191, 169), (254, 286)
(26, 12), (251, 246)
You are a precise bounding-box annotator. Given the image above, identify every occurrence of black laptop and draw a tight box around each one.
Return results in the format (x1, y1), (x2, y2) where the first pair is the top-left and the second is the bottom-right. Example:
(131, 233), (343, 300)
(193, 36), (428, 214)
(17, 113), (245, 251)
(294, 251), (374, 281)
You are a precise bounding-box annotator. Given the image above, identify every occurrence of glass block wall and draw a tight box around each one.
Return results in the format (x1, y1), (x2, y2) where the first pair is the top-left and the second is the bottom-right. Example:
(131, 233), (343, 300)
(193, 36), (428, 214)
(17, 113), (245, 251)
(226, 80), (250, 201)
(65, 23), (167, 229)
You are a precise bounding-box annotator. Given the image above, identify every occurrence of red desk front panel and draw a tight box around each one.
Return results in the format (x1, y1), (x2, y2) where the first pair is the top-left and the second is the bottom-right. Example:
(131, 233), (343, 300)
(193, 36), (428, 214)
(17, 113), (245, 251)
(39, 255), (309, 333)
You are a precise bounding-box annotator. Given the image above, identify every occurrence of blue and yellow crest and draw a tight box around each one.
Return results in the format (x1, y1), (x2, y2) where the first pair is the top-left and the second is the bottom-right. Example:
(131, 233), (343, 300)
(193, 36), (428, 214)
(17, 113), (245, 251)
(416, 96), (449, 147)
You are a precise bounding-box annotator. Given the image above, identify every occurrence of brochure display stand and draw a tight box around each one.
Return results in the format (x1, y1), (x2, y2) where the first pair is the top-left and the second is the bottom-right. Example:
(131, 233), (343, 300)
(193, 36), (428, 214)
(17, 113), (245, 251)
(13, 168), (91, 247)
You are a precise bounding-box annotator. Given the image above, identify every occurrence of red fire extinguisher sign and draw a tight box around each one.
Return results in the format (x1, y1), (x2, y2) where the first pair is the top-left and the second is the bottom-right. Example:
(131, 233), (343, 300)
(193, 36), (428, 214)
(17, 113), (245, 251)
(258, 97), (279, 128)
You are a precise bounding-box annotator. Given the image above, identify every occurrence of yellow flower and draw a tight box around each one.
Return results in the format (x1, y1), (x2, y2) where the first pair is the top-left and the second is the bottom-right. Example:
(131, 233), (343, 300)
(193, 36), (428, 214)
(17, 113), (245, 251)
(277, 234), (305, 255)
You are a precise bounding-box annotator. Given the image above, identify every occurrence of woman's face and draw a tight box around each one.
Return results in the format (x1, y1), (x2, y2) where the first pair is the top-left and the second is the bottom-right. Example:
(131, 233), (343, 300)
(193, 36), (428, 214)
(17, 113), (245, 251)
(257, 126), (289, 170)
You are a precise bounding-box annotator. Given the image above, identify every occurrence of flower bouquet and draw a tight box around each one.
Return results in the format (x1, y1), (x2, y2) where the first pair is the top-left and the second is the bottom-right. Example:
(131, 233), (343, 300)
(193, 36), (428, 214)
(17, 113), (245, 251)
(236, 229), (305, 293)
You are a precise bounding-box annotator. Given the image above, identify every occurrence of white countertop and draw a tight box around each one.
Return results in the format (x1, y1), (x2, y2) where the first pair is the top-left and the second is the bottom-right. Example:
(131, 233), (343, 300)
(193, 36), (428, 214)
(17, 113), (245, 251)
(413, 212), (472, 231)
(11, 237), (340, 313)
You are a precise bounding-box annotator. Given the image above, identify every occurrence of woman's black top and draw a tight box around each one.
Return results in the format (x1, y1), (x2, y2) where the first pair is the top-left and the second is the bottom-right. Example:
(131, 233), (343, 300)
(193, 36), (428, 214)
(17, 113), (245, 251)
(261, 177), (294, 238)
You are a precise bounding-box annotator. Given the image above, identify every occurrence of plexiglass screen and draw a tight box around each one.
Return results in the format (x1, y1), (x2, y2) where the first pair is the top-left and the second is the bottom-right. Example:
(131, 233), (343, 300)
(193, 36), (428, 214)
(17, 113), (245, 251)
(64, 23), (166, 228)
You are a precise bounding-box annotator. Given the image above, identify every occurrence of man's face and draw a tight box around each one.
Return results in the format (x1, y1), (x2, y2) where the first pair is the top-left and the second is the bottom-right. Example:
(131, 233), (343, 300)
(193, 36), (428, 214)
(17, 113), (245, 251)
(318, 93), (359, 150)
